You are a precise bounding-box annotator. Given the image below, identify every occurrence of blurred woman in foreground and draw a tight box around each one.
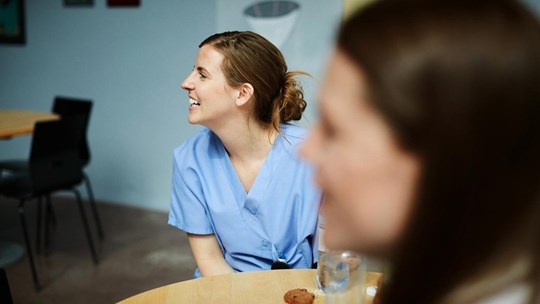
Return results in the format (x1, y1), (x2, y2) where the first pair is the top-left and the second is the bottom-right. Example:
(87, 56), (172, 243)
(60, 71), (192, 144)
(302, 0), (540, 302)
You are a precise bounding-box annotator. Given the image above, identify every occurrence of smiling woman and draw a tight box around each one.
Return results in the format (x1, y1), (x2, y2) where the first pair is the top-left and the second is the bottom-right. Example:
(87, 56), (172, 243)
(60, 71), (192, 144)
(169, 31), (321, 278)
(181, 45), (238, 127)
(301, 48), (420, 256)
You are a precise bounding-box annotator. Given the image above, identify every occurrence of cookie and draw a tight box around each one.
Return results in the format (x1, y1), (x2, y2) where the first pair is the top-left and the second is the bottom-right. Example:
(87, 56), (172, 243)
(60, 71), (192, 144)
(284, 288), (315, 304)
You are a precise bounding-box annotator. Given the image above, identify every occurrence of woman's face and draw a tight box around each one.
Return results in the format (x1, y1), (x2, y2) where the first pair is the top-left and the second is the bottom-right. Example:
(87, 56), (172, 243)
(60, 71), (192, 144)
(181, 45), (239, 128)
(301, 49), (420, 255)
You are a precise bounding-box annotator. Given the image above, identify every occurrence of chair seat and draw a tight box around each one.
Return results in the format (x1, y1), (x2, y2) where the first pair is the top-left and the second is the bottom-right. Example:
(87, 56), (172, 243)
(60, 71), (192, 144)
(0, 170), (33, 198)
(0, 160), (28, 171)
(0, 161), (32, 197)
(1, 159), (88, 171)
(0, 169), (83, 199)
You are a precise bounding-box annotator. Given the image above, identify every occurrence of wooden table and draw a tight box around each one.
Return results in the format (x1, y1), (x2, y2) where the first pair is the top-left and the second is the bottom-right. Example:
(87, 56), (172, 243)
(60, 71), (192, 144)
(118, 269), (382, 304)
(0, 109), (60, 139)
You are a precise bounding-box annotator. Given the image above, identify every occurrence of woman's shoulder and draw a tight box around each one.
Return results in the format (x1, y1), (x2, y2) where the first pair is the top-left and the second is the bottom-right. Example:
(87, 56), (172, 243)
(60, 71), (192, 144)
(173, 128), (217, 160)
(280, 123), (309, 144)
(477, 283), (531, 304)
(443, 256), (532, 304)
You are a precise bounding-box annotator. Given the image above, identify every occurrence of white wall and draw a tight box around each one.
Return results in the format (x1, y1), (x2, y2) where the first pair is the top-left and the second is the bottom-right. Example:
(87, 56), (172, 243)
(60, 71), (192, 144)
(0, 0), (342, 212)
(3, 1), (537, 212)
(0, 0), (215, 210)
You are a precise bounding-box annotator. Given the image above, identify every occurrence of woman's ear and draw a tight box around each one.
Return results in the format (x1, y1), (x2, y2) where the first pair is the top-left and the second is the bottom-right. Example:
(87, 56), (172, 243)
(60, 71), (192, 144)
(236, 83), (254, 107)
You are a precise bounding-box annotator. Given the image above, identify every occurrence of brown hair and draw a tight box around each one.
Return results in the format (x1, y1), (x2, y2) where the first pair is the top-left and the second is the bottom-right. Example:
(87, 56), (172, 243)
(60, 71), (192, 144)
(339, 0), (540, 303)
(199, 31), (307, 134)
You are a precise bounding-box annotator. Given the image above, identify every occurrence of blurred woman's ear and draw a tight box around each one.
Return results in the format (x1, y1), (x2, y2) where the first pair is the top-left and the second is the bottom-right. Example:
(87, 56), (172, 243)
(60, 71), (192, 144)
(235, 83), (254, 107)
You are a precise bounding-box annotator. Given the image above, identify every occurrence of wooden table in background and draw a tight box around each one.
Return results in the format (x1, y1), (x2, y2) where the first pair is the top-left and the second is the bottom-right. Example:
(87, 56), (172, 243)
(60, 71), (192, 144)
(118, 269), (382, 304)
(0, 110), (60, 139)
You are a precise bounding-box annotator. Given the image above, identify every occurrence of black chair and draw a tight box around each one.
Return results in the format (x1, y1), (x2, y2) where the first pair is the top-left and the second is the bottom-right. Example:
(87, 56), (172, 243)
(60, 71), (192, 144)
(0, 269), (13, 304)
(0, 97), (104, 243)
(0, 119), (99, 291)
(52, 97), (104, 241)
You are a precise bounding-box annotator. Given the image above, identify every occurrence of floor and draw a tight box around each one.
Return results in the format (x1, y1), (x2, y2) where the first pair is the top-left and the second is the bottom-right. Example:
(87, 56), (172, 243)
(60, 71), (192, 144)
(0, 196), (196, 304)
(1, 196), (386, 304)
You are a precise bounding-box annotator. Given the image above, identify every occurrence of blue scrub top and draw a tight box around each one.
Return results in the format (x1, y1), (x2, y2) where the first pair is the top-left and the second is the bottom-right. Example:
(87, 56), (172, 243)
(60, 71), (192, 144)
(168, 123), (321, 276)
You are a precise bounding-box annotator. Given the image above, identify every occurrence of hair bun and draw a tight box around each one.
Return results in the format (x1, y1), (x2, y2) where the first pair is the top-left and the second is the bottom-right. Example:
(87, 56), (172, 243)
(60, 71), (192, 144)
(272, 71), (308, 127)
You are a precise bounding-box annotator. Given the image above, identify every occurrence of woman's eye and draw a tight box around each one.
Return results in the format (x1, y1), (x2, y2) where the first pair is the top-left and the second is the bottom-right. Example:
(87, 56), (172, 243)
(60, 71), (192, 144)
(198, 74), (207, 80)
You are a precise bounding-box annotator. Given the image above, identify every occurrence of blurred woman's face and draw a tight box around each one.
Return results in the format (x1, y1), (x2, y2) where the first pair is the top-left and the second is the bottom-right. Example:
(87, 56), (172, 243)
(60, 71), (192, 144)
(301, 49), (420, 255)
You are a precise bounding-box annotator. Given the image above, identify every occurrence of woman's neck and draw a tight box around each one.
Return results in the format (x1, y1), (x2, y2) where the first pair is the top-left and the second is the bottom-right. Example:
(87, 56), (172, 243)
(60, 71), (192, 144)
(211, 119), (278, 164)
(211, 119), (278, 193)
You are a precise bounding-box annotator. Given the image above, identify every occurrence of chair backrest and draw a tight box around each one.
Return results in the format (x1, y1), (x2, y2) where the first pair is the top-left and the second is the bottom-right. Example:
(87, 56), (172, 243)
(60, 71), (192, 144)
(52, 96), (93, 165)
(0, 269), (14, 304)
(29, 119), (84, 193)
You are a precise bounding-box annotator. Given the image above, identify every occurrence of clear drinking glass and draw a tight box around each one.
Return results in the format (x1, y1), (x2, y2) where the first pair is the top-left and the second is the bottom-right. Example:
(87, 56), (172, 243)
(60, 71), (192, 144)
(317, 250), (366, 304)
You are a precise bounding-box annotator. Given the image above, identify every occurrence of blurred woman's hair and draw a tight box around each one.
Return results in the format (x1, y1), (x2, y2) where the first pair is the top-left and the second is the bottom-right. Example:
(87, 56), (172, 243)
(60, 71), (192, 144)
(339, 0), (540, 302)
(200, 31), (307, 134)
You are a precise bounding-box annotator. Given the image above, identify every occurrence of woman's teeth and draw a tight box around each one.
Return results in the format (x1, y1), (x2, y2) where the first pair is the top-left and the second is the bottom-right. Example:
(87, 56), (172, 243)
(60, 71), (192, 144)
(189, 98), (201, 107)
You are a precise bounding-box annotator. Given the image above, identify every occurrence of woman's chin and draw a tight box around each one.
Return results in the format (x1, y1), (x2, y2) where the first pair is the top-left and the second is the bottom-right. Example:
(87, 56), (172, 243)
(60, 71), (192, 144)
(187, 114), (201, 125)
(323, 226), (357, 251)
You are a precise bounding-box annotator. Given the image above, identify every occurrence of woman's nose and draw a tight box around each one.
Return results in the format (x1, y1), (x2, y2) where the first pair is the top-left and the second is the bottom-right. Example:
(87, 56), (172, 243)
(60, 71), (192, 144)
(181, 73), (194, 91)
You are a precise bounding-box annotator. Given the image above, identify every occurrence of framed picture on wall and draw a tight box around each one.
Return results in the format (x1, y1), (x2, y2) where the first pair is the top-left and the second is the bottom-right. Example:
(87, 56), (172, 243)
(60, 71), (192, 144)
(64, 0), (94, 6)
(107, 0), (140, 7)
(0, 0), (26, 44)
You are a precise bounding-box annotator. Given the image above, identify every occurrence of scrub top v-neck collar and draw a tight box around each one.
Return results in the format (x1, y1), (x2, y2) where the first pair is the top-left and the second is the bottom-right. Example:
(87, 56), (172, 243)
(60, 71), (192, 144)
(215, 133), (282, 213)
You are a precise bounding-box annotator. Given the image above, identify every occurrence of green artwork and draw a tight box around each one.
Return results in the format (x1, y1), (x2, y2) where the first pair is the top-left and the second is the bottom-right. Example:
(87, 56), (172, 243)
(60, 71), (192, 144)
(0, 0), (25, 44)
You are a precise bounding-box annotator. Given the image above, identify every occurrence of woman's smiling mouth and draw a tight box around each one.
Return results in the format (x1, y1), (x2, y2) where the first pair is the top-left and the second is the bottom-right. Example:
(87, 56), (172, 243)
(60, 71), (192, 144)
(189, 98), (201, 108)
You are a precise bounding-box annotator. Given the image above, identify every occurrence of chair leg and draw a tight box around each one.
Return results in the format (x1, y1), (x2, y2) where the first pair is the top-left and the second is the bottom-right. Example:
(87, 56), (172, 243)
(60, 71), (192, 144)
(83, 173), (104, 240)
(73, 189), (99, 264)
(0, 268), (14, 304)
(18, 199), (41, 291)
(43, 195), (53, 254)
(35, 196), (43, 255)
(46, 194), (57, 228)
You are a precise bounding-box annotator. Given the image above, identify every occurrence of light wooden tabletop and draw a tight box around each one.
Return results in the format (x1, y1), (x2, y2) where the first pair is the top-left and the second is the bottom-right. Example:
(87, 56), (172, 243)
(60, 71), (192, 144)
(118, 269), (382, 304)
(0, 110), (59, 139)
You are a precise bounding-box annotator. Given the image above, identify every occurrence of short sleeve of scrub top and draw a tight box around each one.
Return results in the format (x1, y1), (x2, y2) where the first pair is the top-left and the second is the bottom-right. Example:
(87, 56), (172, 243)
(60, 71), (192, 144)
(169, 129), (215, 235)
(168, 124), (321, 274)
